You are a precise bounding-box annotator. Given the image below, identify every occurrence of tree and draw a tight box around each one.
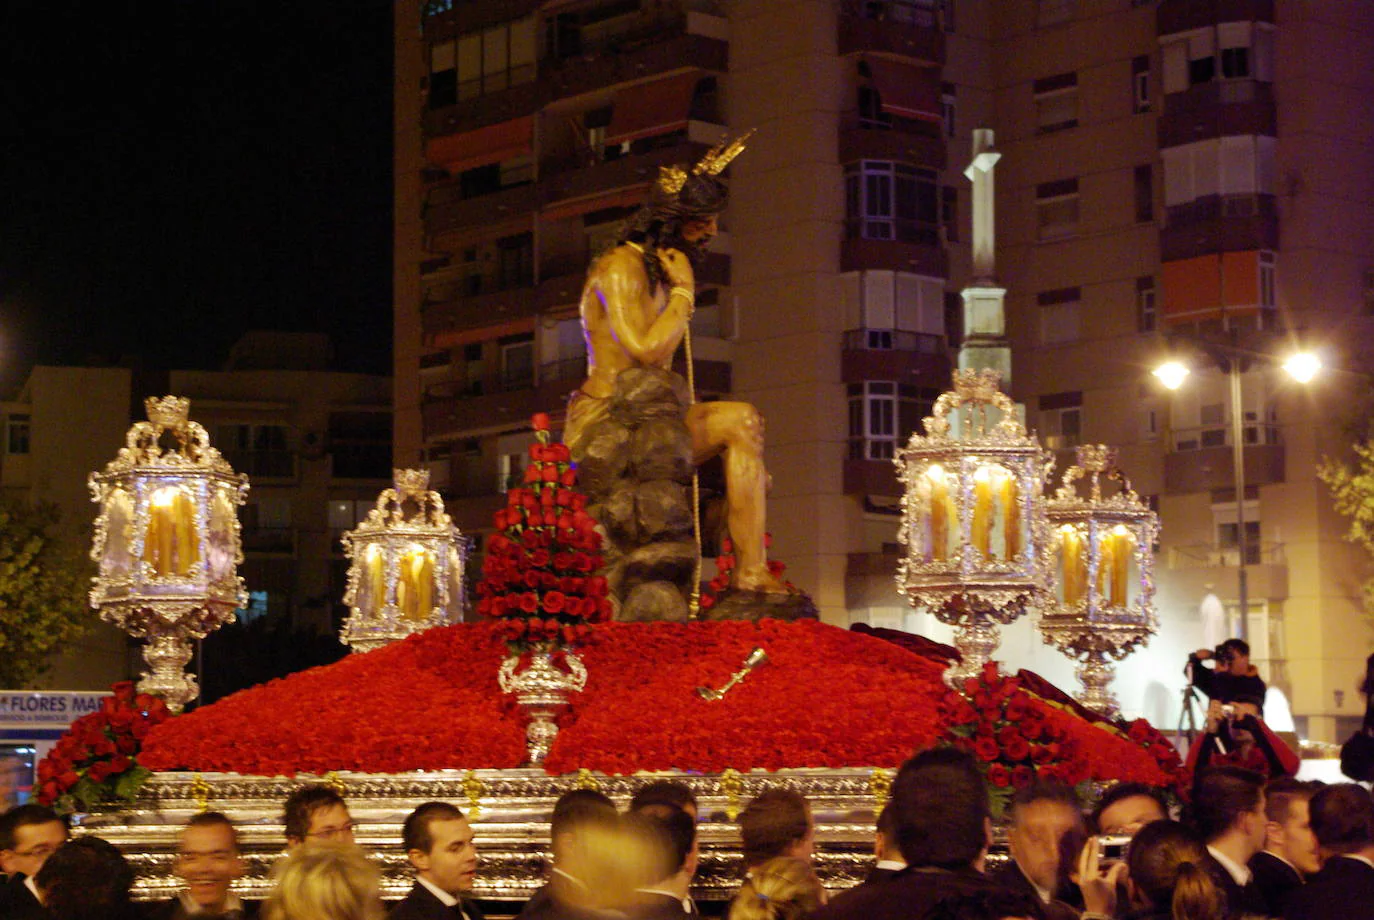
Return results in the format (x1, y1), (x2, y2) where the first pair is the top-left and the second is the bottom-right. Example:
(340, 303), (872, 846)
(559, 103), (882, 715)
(1319, 439), (1374, 614)
(0, 499), (93, 687)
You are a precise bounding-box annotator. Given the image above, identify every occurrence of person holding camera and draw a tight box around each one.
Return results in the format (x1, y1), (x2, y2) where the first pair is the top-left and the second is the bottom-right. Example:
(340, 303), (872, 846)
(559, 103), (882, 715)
(1184, 693), (1299, 780)
(1187, 639), (1267, 707)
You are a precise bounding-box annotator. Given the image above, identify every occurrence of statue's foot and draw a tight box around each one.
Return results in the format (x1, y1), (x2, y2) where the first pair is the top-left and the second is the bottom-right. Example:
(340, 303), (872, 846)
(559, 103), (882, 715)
(734, 564), (790, 594)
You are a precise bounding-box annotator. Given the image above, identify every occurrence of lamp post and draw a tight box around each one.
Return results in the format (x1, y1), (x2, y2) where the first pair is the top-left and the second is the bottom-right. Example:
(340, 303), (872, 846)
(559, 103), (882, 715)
(1153, 344), (1320, 641)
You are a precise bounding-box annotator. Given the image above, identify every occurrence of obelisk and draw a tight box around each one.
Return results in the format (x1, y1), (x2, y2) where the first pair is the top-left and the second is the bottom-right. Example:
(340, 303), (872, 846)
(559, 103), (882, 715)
(957, 128), (1012, 385)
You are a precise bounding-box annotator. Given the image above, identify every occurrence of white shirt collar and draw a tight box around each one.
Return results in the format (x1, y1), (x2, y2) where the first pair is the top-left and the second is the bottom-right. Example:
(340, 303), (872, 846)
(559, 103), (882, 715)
(634, 887), (691, 913)
(875, 859), (907, 871)
(178, 890), (245, 915)
(1208, 845), (1253, 887)
(1016, 862), (1054, 904)
(418, 875), (461, 908)
(24, 876), (40, 903)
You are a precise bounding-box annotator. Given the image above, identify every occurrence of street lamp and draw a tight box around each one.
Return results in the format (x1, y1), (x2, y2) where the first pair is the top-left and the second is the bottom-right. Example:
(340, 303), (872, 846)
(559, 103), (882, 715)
(1152, 346), (1320, 641)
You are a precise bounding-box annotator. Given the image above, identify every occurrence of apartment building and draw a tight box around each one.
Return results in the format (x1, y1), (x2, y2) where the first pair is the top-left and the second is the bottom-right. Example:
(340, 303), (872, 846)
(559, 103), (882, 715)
(394, 0), (1374, 739)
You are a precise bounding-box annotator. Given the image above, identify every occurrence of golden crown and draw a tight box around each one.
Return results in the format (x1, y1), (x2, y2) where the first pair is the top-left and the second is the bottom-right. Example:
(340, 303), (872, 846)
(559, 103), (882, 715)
(656, 129), (755, 195)
(144, 395), (191, 430)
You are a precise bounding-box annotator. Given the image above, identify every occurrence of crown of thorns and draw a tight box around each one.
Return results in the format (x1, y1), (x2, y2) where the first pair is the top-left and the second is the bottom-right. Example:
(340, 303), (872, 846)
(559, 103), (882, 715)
(655, 129), (754, 196)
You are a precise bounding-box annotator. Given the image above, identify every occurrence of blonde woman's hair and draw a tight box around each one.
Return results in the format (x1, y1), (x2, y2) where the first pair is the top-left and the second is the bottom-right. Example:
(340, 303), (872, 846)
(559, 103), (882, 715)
(728, 857), (824, 920)
(263, 842), (386, 920)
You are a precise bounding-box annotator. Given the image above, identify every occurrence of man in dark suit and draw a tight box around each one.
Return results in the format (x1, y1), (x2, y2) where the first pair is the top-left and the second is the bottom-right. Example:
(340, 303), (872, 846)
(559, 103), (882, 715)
(147, 811), (258, 920)
(1250, 777), (1322, 916)
(391, 801), (484, 920)
(1192, 766), (1269, 916)
(518, 789), (622, 920)
(992, 781), (1084, 920)
(1286, 783), (1374, 920)
(807, 748), (1012, 920)
(625, 808), (696, 920)
(0, 803), (68, 920)
(823, 803), (906, 912)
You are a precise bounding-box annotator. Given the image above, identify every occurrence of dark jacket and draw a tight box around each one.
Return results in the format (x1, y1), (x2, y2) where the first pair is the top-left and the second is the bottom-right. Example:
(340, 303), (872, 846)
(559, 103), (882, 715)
(389, 881), (485, 920)
(144, 895), (261, 919)
(823, 865), (903, 914)
(1250, 850), (1303, 917)
(624, 892), (689, 920)
(517, 878), (626, 920)
(1203, 853), (1268, 917)
(1285, 855), (1374, 920)
(806, 865), (1018, 920)
(0, 875), (44, 920)
(989, 861), (1080, 920)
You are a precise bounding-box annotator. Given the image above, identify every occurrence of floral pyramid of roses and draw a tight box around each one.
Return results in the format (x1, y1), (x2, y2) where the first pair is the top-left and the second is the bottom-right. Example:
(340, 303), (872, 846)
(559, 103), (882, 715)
(138, 617), (1182, 782)
(473, 412), (612, 651)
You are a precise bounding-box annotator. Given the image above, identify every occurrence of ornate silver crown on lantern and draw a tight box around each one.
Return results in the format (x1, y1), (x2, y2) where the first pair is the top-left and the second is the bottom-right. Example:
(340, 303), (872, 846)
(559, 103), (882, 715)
(1040, 444), (1159, 717)
(895, 369), (1054, 686)
(89, 396), (249, 713)
(339, 468), (469, 653)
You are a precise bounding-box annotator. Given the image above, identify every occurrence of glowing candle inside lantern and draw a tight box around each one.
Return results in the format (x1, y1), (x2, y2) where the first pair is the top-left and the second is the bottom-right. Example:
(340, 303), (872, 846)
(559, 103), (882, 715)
(1060, 525), (1085, 606)
(998, 468), (1020, 560)
(971, 466), (993, 557)
(363, 544), (385, 615)
(172, 490), (198, 576)
(145, 488), (176, 576)
(397, 545), (433, 621)
(1110, 525), (1134, 608)
(926, 464), (948, 561)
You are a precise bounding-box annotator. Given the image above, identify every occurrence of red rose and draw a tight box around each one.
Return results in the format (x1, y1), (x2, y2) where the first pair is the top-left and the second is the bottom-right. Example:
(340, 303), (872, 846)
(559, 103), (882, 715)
(1128, 720), (1152, 743)
(531, 412), (551, 432)
(975, 720), (997, 739)
(518, 593), (539, 613)
(543, 591), (567, 614)
(572, 553), (593, 573)
(86, 762), (112, 783)
(1011, 764), (1034, 789)
(973, 738), (999, 762)
(1004, 692), (1030, 721)
(108, 755), (132, 774)
(58, 770), (80, 790)
(541, 466), (558, 483)
(1003, 736), (1031, 762)
(112, 681), (136, 702)
(529, 549), (550, 568)
(987, 763), (1011, 787)
(523, 465), (541, 483)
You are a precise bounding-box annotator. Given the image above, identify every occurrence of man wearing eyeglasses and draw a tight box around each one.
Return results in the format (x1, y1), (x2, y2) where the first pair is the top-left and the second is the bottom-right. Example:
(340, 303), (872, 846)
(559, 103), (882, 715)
(283, 784), (356, 849)
(146, 812), (257, 919)
(0, 803), (68, 920)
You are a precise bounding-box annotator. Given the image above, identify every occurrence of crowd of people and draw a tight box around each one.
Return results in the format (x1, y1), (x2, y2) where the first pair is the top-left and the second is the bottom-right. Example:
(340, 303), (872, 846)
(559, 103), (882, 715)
(2, 759), (1373, 920)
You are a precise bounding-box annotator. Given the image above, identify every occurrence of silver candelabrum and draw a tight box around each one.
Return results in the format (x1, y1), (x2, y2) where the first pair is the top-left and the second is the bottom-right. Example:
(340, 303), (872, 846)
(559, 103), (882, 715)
(498, 647), (588, 765)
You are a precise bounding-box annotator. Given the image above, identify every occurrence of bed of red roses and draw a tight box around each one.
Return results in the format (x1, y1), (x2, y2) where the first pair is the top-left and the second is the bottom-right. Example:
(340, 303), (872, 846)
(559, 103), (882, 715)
(135, 618), (1179, 783)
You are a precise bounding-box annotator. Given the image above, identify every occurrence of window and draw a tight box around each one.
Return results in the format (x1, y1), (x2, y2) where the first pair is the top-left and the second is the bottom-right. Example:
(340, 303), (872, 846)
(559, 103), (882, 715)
(857, 84), (891, 129)
(430, 17), (536, 107)
(1137, 276), (1157, 333)
(848, 383), (935, 460)
(496, 232), (533, 290)
(1163, 30), (1218, 93)
(1219, 22), (1252, 79)
(1213, 500), (1262, 564)
(1140, 404), (1160, 441)
(1132, 55), (1151, 112)
(941, 83), (956, 137)
(1033, 73), (1078, 133)
(499, 335), (535, 390)
(217, 424), (293, 478)
(1038, 0), (1075, 27)
(498, 451), (527, 492)
(844, 161), (939, 243)
(1259, 250), (1276, 321)
(1035, 178), (1080, 241)
(1134, 164), (1154, 223)
(5, 414), (29, 455)
(327, 500), (370, 533)
(329, 412), (391, 479)
(1038, 287), (1082, 345)
(1163, 137), (1276, 212)
(842, 271), (946, 338)
(941, 186), (959, 242)
(1038, 391), (1083, 448)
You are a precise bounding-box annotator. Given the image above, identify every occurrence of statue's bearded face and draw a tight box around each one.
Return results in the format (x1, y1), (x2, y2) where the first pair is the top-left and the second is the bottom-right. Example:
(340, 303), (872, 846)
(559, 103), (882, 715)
(663, 214), (719, 266)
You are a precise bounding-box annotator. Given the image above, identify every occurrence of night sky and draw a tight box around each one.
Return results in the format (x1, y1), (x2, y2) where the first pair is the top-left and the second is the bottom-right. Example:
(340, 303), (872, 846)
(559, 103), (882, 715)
(0, 0), (394, 396)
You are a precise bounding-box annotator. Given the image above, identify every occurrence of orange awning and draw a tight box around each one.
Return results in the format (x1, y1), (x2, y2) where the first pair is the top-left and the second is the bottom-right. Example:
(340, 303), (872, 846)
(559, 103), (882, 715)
(866, 57), (941, 123)
(605, 71), (703, 146)
(541, 187), (649, 223)
(1162, 251), (1261, 323)
(425, 116), (533, 175)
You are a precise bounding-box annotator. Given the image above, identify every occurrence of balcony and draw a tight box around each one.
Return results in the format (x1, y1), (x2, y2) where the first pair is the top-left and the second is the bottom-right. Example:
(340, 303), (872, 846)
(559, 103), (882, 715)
(1161, 195), (1279, 262)
(841, 224), (946, 276)
(423, 0), (542, 40)
(425, 182), (538, 238)
(1161, 540), (1288, 601)
(1163, 424), (1285, 493)
(422, 358), (587, 439)
(837, 5), (944, 65)
(841, 328), (948, 386)
(843, 458), (900, 496)
(425, 78), (544, 140)
(1159, 80), (1276, 148)
(423, 282), (538, 342)
(1158, 0), (1274, 37)
(542, 140), (712, 209)
(541, 27), (727, 108)
(838, 115), (946, 171)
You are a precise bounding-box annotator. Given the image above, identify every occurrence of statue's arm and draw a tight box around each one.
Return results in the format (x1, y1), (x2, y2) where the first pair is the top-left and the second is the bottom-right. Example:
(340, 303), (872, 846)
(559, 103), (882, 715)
(595, 253), (691, 366)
